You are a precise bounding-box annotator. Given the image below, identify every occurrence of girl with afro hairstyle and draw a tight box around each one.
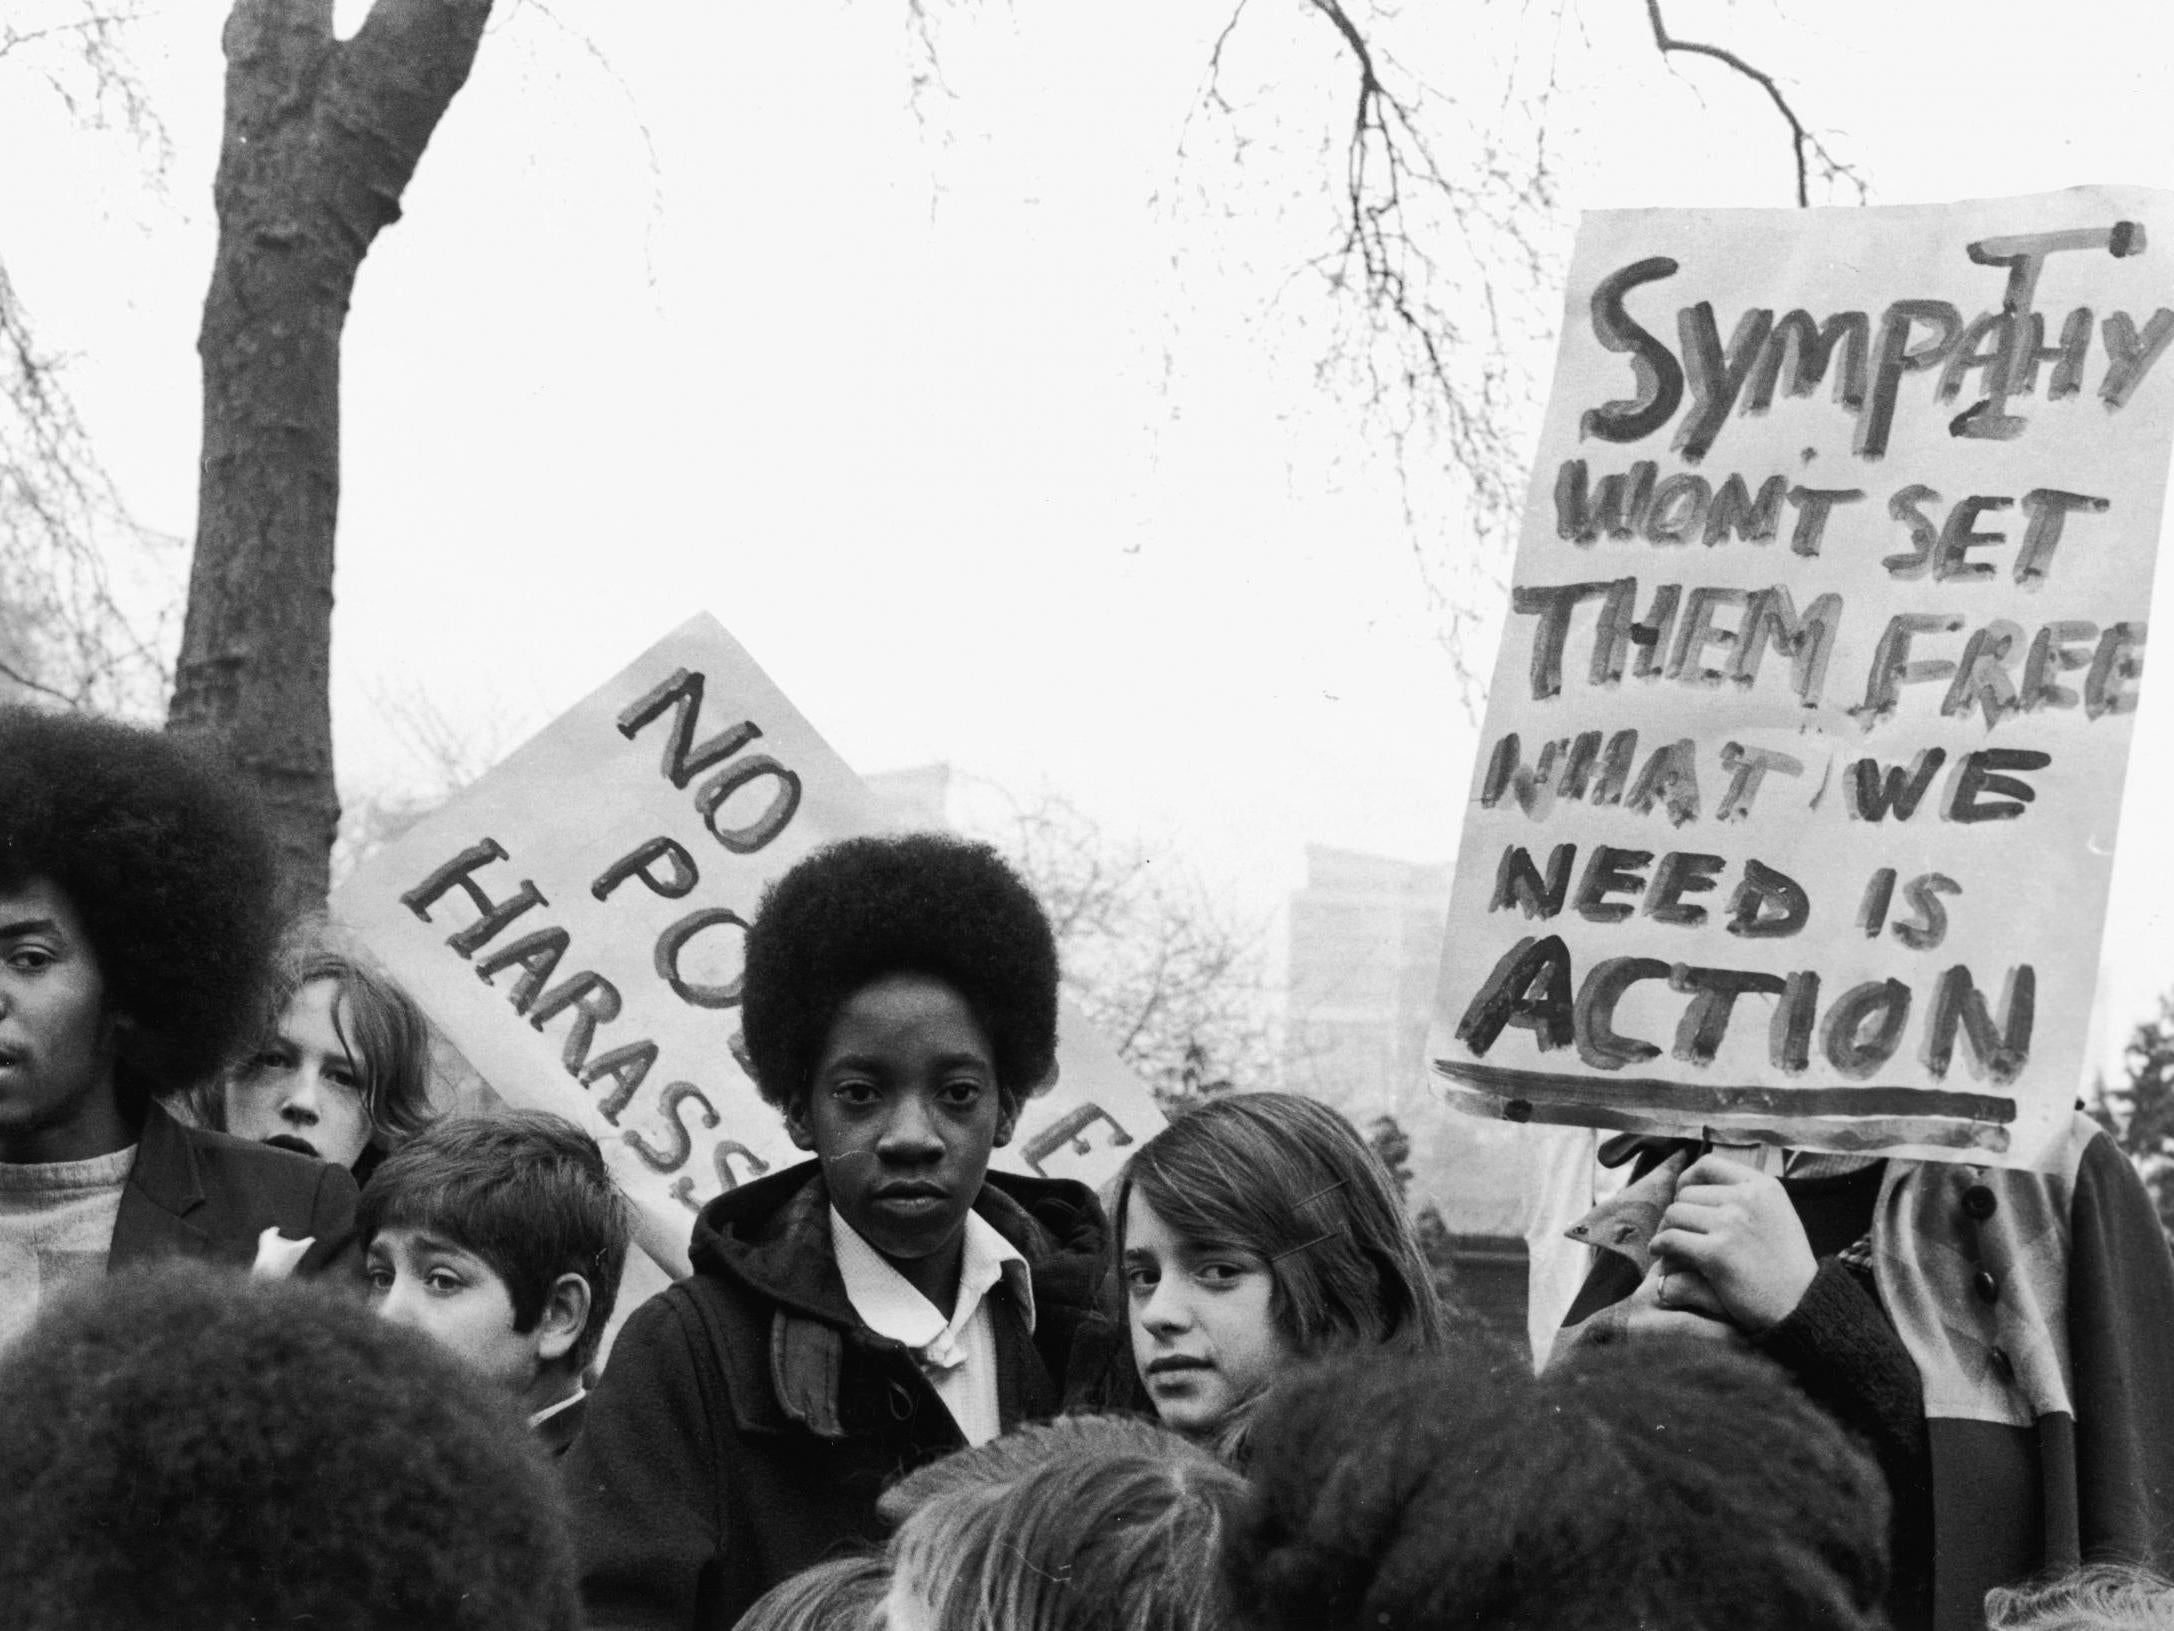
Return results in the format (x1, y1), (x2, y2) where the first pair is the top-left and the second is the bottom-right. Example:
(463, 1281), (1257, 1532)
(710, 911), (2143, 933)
(0, 706), (357, 1351)
(564, 832), (1109, 1631)
(1109, 1091), (1447, 1461)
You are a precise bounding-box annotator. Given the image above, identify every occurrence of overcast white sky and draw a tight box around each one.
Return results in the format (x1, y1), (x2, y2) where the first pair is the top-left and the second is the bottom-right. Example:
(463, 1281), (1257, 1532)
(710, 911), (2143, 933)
(9, 0), (2174, 1075)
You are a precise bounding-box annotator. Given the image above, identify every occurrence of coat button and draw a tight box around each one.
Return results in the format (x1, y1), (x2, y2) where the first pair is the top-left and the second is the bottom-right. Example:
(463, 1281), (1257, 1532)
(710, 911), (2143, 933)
(1989, 1345), (2015, 1382)
(1974, 1270), (2000, 1305)
(1964, 1184), (1998, 1221)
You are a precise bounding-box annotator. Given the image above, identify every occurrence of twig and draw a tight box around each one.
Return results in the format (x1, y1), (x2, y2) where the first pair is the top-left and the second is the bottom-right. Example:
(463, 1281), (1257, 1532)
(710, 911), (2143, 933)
(1643, 0), (1860, 208)
(0, 653), (81, 705)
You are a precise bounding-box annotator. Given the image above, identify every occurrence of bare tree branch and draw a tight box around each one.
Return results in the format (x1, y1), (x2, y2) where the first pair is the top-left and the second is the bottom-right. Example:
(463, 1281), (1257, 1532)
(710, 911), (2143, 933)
(1, 3), (170, 167)
(1643, 0), (1863, 209)
(1169, 2), (1861, 709)
(902, 0), (960, 116)
(506, 0), (668, 289)
(1168, 0), (1566, 711)
(990, 784), (1281, 1108)
(331, 682), (528, 882)
(0, 653), (82, 705)
(0, 4), (179, 713)
(0, 250), (177, 715)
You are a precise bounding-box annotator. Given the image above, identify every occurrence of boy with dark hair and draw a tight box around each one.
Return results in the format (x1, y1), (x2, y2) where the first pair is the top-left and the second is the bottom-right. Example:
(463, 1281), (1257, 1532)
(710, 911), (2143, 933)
(0, 706), (355, 1350)
(563, 833), (1109, 1630)
(0, 1264), (581, 1630)
(360, 1109), (632, 1454)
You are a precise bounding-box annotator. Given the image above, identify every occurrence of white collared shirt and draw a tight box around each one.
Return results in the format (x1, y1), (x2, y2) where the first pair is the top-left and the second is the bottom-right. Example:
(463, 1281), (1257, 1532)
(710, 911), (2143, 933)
(829, 1205), (1034, 1446)
(528, 1386), (587, 1432)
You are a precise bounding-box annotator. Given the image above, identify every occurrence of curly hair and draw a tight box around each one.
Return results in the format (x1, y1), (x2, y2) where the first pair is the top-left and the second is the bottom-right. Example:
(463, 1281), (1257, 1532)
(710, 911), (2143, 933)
(1226, 1339), (1892, 1631)
(739, 833), (1060, 1114)
(0, 1263), (579, 1631)
(0, 706), (279, 1099)
(359, 1110), (633, 1374)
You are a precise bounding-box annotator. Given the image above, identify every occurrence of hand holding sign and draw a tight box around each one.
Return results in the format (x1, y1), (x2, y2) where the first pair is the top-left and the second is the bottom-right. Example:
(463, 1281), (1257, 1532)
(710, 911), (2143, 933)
(1651, 1156), (1819, 1334)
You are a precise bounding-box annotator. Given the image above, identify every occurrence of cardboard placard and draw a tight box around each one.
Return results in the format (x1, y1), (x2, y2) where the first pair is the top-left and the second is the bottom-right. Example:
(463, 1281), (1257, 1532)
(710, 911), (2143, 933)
(1428, 188), (2174, 1170)
(334, 613), (1162, 1273)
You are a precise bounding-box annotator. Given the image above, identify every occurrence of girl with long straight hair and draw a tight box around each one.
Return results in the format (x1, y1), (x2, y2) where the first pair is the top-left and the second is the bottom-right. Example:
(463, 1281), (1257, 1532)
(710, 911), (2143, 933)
(1112, 1091), (1447, 1458)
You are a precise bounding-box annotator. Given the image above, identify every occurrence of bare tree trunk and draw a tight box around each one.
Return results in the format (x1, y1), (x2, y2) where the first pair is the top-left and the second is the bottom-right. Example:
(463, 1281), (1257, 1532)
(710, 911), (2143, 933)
(168, 0), (492, 915)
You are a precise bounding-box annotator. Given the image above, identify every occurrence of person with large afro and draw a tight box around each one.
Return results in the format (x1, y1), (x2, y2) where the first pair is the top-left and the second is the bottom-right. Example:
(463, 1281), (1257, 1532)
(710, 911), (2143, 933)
(0, 1263), (580, 1630)
(0, 705), (357, 1350)
(1226, 1338), (1895, 1631)
(562, 832), (1109, 1630)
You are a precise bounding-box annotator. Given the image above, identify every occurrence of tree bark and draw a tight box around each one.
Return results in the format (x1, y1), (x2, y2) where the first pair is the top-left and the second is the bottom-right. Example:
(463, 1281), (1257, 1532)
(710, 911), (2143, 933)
(169, 0), (492, 915)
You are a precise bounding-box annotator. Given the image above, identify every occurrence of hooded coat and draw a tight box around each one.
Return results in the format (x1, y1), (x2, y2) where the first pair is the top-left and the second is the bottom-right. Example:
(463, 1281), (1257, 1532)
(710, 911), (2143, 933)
(562, 1158), (1108, 1631)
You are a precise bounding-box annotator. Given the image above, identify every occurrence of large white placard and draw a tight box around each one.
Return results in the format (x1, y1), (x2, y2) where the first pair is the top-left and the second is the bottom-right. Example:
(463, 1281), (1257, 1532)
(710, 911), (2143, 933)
(1429, 188), (2174, 1170)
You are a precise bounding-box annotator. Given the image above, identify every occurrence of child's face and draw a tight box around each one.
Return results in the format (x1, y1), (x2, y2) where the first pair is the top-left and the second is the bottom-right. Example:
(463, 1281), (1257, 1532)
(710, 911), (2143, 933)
(789, 973), (1013, 1291)
(223, 979), (372, 1168)
(365, 1225), (552, 1398)
(1123, 1190), (1294, 1435)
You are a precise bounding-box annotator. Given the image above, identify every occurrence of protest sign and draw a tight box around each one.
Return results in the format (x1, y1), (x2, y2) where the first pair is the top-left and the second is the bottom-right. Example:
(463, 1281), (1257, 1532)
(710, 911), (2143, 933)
(333, 613), (1162, 1274)
(1427, 187), (2174, 1171)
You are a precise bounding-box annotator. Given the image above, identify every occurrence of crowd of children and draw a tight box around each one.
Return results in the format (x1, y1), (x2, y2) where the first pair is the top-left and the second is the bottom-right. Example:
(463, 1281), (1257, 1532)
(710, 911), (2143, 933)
(3, 700), (2174, 1630)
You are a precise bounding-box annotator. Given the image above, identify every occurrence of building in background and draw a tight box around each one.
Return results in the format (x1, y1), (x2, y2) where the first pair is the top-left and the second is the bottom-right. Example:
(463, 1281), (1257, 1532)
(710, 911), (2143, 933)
(1282, 844), (1452, 1123)
(1283, 843), (1532, 1338)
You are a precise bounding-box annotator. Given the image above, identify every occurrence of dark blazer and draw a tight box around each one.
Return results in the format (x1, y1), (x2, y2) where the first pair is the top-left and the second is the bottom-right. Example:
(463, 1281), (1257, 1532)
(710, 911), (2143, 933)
(109, 1100), (359, 1277)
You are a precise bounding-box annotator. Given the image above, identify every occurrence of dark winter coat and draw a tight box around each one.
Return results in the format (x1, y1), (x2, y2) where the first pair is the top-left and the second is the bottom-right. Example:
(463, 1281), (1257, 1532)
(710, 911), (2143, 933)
(562, 1160), (1108, 1631)
(110, 1099), (358, 1276)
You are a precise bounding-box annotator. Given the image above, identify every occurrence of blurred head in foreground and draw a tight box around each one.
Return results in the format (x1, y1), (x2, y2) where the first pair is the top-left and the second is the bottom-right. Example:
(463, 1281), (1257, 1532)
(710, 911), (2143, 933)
(1984, 1564), (2174, 1630)
(0, 1263), (579, 1631)
(1227, 1338), (1893, 1631)
(733, 1554), (889, 1631)
(883, 1414), (1245, 1631)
